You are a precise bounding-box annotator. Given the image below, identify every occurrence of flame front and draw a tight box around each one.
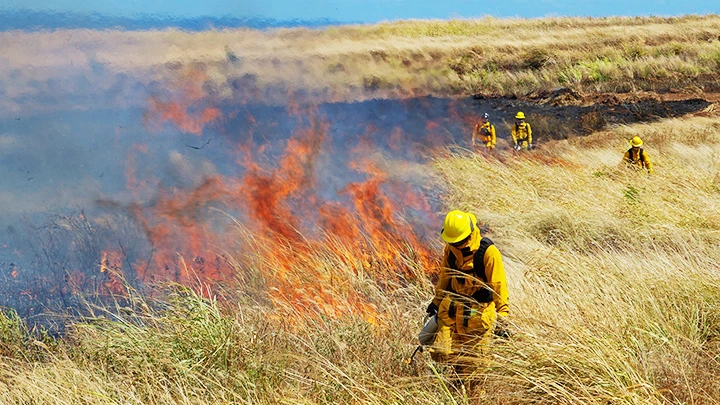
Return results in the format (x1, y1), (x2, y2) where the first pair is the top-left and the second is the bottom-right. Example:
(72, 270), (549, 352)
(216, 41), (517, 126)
(117, 81), (443, 324)
(0, 65), (450, 323)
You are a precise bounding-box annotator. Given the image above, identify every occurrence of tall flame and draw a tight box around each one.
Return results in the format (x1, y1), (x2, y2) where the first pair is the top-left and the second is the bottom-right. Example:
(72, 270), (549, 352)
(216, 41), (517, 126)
(108, 70), (440, 322)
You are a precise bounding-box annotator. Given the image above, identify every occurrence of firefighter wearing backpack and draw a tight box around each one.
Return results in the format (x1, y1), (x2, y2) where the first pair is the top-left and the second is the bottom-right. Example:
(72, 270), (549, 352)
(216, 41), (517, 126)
(425, 210), (510, 362)
(511, 111), (533, 150)
(622, 136), (654, 174)
(472, 113), (496, 151)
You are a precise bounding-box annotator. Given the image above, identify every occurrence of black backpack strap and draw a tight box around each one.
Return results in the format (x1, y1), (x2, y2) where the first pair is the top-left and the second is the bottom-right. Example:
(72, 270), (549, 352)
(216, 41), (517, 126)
(472, 237), (494, 282)
(449, 237), (494, 299)
(449, 249), (464, 286)
(448, 250), (460, 270)
(471, 237), (495, 303)
(627, 148), (645, 164)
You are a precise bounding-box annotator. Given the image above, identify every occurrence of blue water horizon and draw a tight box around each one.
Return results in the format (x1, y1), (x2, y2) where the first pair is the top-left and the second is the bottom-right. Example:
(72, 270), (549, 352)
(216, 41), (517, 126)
(0, 9), (355, 31)
(3, 4), (719, 32)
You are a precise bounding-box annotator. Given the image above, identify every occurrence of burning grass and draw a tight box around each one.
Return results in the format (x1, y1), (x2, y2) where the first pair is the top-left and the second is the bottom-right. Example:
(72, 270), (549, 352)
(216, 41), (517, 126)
(2, 112), (720, 403)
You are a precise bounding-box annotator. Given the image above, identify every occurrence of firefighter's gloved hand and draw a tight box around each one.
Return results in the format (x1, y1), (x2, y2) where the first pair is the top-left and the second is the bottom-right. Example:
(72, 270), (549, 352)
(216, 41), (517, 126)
(494, 327), (510, 339)
(426, 302), (438, 316)
(494, 317), (511, 339)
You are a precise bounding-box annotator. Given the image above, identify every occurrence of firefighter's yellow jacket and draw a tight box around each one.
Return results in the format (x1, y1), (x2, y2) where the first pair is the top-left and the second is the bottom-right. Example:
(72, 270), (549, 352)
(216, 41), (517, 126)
(511, 122), (532, 147)
(622, 147), (654, 174)
(472, 121), (496, 149)
(432, 226), (509, 328)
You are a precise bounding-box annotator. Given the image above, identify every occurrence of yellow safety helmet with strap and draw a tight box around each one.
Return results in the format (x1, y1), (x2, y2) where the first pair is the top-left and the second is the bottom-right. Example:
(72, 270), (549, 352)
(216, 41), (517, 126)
(441, 210), (477, 244)
(515, 111), (526, 120)
(630, 136), (643, 147)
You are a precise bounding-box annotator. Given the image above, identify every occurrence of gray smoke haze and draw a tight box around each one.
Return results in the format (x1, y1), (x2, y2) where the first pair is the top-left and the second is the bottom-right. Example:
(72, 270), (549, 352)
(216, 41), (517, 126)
(0, 28), (455, 120)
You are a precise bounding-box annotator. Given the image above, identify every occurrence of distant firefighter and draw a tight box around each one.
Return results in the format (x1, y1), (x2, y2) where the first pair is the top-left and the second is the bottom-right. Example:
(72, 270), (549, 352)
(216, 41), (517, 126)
(472, 113), (496, 151)
(622, 136), (654, 174)
(511, 111), (533, 150)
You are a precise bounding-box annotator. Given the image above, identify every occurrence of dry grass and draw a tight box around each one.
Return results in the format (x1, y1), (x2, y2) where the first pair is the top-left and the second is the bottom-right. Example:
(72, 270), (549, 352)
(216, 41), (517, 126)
(4, 15), (720, 117)
(431, 114), (720, 403)
(0, 113), (719, 403)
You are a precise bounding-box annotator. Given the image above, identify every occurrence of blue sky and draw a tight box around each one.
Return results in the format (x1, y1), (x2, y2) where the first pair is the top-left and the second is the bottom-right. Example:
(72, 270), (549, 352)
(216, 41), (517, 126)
(2, 0), (719, 23)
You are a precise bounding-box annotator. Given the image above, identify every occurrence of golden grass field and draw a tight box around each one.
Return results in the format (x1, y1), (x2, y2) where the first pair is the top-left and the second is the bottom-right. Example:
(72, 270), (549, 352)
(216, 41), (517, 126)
(2, 15), (720, 405)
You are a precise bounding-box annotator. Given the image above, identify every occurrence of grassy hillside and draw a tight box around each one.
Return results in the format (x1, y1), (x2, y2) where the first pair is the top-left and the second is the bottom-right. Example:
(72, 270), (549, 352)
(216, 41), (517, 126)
(2, 111), (720, 404)
(327, 14), (720, 97)
(4, 14), (720, 115)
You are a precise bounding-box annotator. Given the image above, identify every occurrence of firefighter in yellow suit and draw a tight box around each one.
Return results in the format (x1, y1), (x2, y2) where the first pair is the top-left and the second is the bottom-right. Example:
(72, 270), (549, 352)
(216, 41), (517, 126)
(511, 111), (533, 150)
(426, 210), (510, 367)
(621, 136), (654, 174)
(472, 113), (496, 151)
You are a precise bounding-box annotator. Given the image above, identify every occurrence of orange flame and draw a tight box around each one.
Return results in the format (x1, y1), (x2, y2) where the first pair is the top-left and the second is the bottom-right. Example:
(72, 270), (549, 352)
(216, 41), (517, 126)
(121, 83), (439, 324)
(99, 250), (126, 295)
(144, 68), (221, 135)
(146, 99), (220, 135)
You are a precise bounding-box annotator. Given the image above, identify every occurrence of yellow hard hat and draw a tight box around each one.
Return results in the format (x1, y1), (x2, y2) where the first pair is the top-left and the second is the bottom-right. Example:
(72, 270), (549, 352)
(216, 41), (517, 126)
(630, 136), (643, 147)
(515, 111), (525, 120)
(441, 210), (477, 244)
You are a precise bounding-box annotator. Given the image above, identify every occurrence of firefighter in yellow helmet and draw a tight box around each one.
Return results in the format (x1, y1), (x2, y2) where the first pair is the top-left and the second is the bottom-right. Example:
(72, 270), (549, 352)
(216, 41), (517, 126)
(426, 210), (510, 365)
(511, 111), (533, 150)
(621, 136), (654, 174)
(472, 113), (496, 152)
